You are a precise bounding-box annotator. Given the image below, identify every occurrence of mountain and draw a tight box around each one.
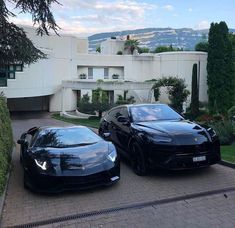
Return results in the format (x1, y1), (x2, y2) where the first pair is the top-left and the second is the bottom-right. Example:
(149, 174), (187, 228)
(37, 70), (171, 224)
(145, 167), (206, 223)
(88, 27), (235, 52)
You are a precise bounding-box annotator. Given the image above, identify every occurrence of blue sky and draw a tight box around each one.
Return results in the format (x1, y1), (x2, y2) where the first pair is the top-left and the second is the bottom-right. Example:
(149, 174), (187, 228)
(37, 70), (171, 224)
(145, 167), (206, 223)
(7, 0), (235, 36)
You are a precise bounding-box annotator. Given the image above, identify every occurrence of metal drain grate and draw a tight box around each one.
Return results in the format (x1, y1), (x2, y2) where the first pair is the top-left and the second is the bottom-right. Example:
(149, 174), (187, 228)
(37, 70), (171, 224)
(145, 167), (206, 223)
(9, 186), (235, 228)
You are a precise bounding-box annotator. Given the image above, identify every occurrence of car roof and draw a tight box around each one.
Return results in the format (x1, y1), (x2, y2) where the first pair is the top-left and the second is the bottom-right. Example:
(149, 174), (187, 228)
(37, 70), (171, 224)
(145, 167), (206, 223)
(109, 103), (168, 111)
(38, 125), (88, 131)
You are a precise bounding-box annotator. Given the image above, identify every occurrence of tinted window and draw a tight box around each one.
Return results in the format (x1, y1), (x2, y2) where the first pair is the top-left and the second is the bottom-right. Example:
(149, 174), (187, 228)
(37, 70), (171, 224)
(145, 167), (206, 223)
(35, 128), (101, 148)
(120, 107), (129, 119)
(130, 105), (182, 122)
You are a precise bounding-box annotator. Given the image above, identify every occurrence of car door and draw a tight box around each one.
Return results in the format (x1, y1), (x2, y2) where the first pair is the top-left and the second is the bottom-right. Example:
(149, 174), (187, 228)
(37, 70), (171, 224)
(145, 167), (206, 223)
(114, 107), (132, 151)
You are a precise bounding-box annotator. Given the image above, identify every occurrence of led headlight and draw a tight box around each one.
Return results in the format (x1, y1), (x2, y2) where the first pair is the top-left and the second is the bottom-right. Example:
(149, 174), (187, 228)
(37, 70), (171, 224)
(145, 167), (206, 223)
(207, 127), (217, 138)
(34, 159), (48, 170)
(107, 143), (117, 162)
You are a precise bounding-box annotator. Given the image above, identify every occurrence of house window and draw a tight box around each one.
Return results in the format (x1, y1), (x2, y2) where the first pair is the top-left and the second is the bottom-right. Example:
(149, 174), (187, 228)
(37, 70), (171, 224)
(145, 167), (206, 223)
(104, 68), (109, 79)
(0, 72), (7, 87)
(88, 68), (93, 79)
(15, 64), (23, 72)
(8, 72), (15, 79)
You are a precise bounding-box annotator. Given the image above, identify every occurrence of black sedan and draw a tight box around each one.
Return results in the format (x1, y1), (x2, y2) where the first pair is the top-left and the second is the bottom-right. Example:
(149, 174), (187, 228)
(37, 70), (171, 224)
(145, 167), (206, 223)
(17, 126), (120, 193)
(99, 104), (221, 175)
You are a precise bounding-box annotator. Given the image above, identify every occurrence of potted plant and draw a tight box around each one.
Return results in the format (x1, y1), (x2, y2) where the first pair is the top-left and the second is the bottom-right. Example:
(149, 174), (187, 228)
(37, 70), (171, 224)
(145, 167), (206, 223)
(112, 74), (119, 79)
(79, 73), (86, 79)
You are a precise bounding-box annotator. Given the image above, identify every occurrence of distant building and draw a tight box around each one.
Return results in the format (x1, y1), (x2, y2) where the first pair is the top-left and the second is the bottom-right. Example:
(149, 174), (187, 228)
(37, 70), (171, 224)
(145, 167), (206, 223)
(0, 26), (207, 112)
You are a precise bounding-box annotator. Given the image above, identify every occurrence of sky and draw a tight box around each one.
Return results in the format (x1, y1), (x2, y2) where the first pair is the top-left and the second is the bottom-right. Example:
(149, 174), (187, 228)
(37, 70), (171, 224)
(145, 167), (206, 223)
(7, 0), (235, 37)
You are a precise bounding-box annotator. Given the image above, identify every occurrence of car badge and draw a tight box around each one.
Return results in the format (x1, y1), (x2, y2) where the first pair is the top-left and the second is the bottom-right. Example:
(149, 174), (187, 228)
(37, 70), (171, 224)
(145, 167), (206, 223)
(194, 138), (198, 142)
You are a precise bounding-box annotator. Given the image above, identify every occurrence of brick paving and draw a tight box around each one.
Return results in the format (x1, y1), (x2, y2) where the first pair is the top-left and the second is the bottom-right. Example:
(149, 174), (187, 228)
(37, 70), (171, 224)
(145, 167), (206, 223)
(1, 112), (235, 227)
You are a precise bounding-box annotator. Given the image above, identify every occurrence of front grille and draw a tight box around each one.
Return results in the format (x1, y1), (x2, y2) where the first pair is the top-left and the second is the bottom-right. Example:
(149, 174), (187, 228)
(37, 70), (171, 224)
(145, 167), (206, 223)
(61, 172), (110, 188)
(152, 143), (210, 155)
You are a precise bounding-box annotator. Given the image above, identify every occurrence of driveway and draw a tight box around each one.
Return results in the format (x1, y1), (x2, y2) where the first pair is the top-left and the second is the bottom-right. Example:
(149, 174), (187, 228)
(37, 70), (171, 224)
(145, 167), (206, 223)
(1, 112), (235, 227)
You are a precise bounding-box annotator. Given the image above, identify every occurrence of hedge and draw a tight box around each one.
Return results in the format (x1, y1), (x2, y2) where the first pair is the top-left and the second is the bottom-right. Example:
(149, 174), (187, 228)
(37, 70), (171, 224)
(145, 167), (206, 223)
(0, 96), (13, 194)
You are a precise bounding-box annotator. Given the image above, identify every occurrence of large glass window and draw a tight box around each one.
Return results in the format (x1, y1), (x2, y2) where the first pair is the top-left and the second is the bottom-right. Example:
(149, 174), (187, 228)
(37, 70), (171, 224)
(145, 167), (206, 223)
(104, 68), (109, 79)
(88, 68), (93, 79)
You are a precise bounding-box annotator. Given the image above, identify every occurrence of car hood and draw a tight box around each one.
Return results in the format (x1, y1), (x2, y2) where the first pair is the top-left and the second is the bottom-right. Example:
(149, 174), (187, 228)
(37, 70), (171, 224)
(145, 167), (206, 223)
(135, 120), (202, 134)
(134, 120), (210, 144)
(32, 140), (110, 171)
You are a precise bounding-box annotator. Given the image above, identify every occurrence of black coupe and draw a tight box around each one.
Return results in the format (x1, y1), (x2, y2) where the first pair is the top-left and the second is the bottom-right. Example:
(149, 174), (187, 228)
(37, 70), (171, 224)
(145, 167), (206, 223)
(17, 126), (120, 192)
(99, 104), (221, 175)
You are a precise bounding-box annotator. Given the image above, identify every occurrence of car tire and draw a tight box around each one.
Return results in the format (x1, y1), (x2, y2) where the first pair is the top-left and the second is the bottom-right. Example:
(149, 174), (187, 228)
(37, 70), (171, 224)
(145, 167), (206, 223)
(131, 142), (148, 176)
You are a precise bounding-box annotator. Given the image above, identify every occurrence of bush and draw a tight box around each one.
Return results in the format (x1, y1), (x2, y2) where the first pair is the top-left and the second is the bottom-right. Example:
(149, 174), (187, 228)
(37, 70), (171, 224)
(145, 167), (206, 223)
(228, 106), (235, 119)
(0, 96), (13, 194)
(208, 121), (234, 145)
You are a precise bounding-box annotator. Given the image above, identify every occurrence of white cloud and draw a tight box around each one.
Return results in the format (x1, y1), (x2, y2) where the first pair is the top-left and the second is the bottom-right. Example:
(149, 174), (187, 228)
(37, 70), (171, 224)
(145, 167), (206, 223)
(195, 20), (210, 30)
(162, 5), (174, 11)
(188, 8), (193, 12)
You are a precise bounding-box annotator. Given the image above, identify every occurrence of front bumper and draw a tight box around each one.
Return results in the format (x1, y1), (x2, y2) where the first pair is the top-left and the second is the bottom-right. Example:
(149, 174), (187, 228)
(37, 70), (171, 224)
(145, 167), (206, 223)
(149, 141), (221, 170)
(24, 162), (120, 193)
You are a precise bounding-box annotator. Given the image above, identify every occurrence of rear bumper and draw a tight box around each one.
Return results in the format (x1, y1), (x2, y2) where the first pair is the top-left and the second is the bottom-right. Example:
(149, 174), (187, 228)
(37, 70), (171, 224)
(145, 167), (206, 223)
(24, 163), (120, 193)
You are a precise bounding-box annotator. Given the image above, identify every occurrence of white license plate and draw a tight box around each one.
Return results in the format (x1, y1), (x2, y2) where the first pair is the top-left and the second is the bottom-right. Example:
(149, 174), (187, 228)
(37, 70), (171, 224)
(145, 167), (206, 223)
(193, 156), (206, 162)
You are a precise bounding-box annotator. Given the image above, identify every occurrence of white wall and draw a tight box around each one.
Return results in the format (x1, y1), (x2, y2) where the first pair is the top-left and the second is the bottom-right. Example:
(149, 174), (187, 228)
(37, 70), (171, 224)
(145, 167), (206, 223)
(1, 25), (208, 112)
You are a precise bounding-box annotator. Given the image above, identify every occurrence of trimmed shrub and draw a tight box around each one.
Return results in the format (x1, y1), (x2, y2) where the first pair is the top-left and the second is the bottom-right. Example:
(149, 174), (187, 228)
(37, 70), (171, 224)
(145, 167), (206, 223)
(0, 96), (13, 194)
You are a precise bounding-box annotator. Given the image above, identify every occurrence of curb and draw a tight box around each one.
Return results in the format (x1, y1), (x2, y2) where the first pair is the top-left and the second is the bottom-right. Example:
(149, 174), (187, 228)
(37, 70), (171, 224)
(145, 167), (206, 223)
(219, 160), (235, 169)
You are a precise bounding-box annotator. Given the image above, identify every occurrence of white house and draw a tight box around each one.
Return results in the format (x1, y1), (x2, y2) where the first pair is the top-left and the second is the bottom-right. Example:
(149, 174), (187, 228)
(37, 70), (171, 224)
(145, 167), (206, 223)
(0, 26), (208, 112)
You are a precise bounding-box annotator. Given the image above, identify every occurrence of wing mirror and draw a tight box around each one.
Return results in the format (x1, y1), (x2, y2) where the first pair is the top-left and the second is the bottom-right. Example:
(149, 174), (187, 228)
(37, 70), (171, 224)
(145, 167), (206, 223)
(17, 139), (28, 146)
(117, 116), (130, 125)
(102, 132), (111, 141)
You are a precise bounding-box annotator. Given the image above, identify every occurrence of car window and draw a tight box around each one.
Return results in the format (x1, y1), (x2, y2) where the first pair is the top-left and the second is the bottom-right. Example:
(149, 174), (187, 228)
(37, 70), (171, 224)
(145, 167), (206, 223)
(130, 105), (182, 122)
(34, 127), (101, 148)
(120, 107), (129, 119)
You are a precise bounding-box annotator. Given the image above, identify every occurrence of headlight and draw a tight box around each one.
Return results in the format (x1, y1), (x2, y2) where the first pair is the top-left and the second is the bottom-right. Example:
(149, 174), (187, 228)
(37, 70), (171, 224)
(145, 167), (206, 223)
(34, 158), (48, 170)
(107, 143), (117, 162)
(207, 127), (217, 138)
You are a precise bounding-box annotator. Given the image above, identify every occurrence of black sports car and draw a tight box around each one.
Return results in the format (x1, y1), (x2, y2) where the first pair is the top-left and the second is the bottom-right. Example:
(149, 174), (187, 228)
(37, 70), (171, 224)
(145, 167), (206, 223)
(99, 104), (221, 175)
(17, 126), (120, 193)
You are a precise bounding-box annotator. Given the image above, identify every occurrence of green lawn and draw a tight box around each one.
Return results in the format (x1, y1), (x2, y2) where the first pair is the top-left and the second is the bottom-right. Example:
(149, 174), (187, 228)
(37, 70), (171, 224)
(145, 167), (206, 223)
(221, 145), (235, 163)
(52, 114), (100, 129)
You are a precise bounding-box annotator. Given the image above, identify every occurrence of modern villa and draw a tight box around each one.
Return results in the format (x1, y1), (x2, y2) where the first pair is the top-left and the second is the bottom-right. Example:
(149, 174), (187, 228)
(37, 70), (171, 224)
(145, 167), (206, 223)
(0, 26), (208, 112)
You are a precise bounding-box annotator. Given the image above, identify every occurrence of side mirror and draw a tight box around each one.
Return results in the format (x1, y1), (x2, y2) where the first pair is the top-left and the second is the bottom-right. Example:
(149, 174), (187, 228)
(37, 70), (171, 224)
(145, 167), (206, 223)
(17, 139), (28, 147)
(103, 132), (111, 141)
(117, 116), (129, 125)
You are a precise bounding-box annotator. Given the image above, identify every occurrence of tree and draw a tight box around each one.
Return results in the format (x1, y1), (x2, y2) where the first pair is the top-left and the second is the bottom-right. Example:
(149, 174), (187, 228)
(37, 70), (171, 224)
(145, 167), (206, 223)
(207, 21), (234, 113)
(154, 45), (182, 53)
(152, 77), (190, 113)
(92, 88), (110, 118)
(195, 41), (209, 52)
(190, 64), (199, 117)
(0, 0), (60, 66)
(96, 46), (101, 53)
(138, 47), (149, 54)
(124, 39), (139, 54)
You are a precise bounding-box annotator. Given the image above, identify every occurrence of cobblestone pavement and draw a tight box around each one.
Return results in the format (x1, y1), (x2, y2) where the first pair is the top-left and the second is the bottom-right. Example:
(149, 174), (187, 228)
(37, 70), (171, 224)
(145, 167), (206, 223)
(1, 112), (235, 227)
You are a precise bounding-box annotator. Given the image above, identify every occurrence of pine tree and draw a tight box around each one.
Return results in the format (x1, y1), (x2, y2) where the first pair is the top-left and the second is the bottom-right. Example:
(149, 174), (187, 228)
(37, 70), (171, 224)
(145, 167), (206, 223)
(0, 0), (60, 66)
(207, 21), (234, 113)
(191, 64), (199, 117)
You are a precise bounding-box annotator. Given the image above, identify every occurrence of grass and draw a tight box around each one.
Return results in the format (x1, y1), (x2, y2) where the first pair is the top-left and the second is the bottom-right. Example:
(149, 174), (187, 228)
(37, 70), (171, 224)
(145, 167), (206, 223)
(52, 114), (100, 129)
(221, 145), (235, 163)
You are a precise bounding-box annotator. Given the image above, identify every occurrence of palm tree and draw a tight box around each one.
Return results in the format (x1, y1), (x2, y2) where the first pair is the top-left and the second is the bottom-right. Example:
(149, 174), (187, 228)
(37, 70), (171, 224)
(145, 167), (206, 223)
(124, 39), (139, 54)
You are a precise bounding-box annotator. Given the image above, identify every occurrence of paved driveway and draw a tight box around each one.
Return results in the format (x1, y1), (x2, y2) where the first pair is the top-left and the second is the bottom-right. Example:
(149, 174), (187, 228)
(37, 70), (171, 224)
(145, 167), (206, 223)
(1, 113), (235, 227)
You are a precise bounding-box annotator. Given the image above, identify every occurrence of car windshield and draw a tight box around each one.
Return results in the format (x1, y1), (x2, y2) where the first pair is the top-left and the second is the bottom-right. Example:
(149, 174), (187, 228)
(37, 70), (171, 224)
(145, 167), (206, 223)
(34, 127), (101, 148)
(130, 105), (183, 122)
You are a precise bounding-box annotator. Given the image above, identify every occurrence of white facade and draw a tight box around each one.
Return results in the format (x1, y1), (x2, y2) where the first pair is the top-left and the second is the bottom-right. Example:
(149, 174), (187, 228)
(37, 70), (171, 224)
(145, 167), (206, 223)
(0, 26), (208, 112)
